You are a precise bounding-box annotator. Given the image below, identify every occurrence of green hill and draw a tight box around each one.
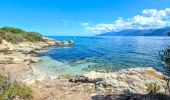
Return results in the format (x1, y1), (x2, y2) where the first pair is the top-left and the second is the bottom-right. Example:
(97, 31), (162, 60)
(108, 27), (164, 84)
(0, 27), (43, 43)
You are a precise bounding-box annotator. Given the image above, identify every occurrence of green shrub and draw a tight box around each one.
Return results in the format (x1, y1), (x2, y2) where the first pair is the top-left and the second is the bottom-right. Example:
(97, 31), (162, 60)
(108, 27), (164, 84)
(26, 32), (43, 42)
(0, 74), (32, 99)
(0, 27), (43, 43)
(146, 82), (161, 94)
(0, 37), (2, 44)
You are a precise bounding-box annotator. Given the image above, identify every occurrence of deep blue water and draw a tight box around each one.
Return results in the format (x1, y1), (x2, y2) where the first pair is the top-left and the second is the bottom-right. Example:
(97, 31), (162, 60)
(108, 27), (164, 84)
(34, 36), (170, 76)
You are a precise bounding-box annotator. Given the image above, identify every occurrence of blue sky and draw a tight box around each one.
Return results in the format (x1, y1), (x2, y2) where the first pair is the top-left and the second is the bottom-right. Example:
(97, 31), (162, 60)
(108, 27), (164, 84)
(0, 0), (170, 36)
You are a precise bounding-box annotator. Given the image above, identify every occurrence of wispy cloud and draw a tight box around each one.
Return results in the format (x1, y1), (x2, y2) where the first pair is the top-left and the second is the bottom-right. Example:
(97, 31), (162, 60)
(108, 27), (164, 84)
(63, 19), (73, 26)
(84, 8), (170, 34)
(80, 22), (89, 26)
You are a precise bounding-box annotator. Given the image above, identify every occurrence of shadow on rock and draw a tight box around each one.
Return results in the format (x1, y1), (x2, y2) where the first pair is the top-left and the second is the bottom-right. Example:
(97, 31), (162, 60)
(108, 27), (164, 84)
(91, 93), (170, 100)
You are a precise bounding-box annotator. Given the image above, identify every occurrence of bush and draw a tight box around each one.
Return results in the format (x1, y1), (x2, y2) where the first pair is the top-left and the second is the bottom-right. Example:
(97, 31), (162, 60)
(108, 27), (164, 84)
(146, 82), (161, 94)
(26, 32), (43, 42)
(0, 74), (32, 99)
(0, 27), (43, 43)
(0, 37), (2, 44)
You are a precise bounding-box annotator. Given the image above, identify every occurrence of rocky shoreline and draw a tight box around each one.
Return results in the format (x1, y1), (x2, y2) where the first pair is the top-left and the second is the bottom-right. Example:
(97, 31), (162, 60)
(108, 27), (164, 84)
(71, 67), (166, 94)
(0, 38), (169, 100)
(0, 38), (72, 82)
(27, 67), (168, 100)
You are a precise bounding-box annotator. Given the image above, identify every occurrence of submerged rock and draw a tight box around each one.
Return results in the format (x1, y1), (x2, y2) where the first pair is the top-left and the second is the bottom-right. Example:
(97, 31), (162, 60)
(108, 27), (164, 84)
(61, 41), (69, 46)
(68, 40), (75, 45)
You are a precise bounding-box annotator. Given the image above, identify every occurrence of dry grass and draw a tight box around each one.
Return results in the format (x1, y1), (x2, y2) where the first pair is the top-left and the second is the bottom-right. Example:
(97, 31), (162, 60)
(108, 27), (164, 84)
(145, 70), (164, 80)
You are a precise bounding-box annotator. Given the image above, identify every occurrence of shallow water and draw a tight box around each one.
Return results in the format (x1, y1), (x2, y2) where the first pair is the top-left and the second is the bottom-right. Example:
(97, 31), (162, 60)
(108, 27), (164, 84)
(33, 36), (170, 77)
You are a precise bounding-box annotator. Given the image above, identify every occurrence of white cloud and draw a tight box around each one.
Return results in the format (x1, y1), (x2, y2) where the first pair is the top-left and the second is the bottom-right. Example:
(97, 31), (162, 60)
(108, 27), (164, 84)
(80, 22), (89, 26)
(85, 8), (170, 34)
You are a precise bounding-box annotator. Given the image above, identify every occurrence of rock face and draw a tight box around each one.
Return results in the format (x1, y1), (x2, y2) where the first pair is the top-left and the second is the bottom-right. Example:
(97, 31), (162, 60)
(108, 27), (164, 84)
(70, 67), (166, 94)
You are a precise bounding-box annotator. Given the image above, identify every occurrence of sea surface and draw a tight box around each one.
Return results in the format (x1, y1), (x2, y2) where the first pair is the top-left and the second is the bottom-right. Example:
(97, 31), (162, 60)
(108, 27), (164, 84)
(33, 36), (170, 77)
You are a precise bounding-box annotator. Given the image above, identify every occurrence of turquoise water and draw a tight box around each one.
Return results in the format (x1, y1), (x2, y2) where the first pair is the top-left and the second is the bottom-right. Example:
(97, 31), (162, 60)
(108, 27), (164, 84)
(33, 36), (170, 76)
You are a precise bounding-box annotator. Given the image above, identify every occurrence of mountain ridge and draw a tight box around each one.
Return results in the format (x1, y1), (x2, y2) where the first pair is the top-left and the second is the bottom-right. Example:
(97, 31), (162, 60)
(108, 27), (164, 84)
(97, 27), (170, 36)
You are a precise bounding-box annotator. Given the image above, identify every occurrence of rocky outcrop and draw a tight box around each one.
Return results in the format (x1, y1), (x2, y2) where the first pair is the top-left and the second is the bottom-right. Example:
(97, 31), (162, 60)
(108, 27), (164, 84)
(27, 67), (168, 100)
(0, 38), (66, 54)
(43, 38), (58, 46)
(70, 67), (166, 94)
(0, 38), (66, 84)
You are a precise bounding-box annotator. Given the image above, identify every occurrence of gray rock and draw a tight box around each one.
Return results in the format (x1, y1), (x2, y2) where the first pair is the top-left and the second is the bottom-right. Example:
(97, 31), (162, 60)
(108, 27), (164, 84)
(96, 81), (110, 88)
(69, 75), (90, 83)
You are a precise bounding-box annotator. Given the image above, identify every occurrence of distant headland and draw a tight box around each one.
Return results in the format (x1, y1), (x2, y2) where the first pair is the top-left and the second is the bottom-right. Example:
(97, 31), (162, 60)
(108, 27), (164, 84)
(97, 27), (170, 36)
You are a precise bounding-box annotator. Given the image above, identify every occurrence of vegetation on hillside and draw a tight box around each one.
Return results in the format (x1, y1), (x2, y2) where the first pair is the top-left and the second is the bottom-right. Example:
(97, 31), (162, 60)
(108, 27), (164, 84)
(0, 27), (43, 43)
(0, 74), (32, 100)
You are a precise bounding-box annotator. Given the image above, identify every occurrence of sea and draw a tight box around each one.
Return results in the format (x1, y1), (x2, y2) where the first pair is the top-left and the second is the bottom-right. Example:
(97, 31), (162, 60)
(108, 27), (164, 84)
(32, 36), (170, 77)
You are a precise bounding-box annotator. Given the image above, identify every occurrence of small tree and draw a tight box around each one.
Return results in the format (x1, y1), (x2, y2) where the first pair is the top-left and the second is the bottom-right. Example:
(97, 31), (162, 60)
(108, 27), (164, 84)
(158, 31), (170, 94)
(168, 31), (170, 36)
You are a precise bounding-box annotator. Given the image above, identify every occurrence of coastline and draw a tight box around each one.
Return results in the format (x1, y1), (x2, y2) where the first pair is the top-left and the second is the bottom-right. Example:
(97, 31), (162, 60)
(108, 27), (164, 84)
(0, 38), (68, 83)
(0, 38), (168, 99)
